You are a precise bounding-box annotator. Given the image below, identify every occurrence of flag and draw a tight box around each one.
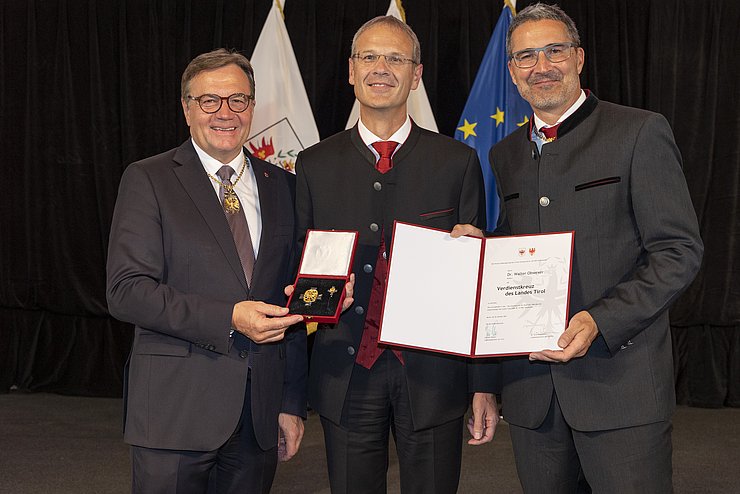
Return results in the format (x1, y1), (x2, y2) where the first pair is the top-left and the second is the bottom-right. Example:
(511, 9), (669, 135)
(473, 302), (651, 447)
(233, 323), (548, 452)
(455, 1), (530, 230)
(345, 0), (438, 132)
(249, 1), (320, 335)
(248, 0), (320, 172)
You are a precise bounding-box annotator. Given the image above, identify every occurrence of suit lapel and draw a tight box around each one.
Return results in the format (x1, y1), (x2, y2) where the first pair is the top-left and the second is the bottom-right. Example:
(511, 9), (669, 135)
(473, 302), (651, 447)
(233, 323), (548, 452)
(172, 140), (250, 293)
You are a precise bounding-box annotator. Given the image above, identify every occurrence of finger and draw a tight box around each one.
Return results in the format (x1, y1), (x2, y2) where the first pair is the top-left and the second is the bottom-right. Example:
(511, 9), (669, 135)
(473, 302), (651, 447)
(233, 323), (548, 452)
(256, 303), (292, 317)
(342, 274), (355, 312)
(467, 417), (493, 445)
(529, 351), (562, 363)
(284, 284), (295, 297)
(345, 274), (355, 298)
(252, 321), (297, 340)
(559, 342), (586, 361)
(450, 224), (467, 238)
(560, 332), (592, 359)
(280, 314), (306, 326)
(471, 420), (495, 445)
(282, 432), (302, 462)
(277, 436), (288, 462)
(281, 443), (296, 462)
(541, 350), (569, 362)
(451, 223), (482, 238)
(472, 409), (485, 440)
(251, 329), (287, 343)
(261, 314), (305, 330)
(252, 317), (303, 338)
(466, 416), (476, 437)
(557, 324), (578, 348)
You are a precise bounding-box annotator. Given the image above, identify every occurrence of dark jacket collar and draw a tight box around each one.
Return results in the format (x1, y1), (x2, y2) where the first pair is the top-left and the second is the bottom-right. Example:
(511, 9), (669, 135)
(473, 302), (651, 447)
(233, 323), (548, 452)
(348, 120), (422, 167)
(528, 91), (599, 140)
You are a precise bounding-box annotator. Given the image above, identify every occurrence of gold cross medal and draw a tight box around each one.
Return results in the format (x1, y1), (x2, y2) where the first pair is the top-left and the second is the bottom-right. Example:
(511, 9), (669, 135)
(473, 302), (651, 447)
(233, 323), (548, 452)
(223, 188), (241, 214)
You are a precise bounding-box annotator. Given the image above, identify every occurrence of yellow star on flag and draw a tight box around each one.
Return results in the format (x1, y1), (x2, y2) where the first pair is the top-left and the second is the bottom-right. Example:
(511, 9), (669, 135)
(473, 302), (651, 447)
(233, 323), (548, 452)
(457, 119), (477, 140)
(517, 115), (529, 127)
(491, 107), (505, 127)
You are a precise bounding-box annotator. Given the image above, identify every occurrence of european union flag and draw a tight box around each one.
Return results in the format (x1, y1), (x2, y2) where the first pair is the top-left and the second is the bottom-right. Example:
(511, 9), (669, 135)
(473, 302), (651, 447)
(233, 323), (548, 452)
(455, 3), (530, 230)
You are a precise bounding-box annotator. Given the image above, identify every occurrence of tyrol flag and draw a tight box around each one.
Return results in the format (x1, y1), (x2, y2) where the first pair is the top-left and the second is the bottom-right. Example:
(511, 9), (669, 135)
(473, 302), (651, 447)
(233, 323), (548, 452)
(248, 0), (320, 173)
(455, 1), (530, 230)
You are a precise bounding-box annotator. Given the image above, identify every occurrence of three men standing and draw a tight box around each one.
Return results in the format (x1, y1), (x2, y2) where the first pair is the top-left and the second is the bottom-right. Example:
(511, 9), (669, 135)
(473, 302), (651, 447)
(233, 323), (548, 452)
(107, 4), (703, 493)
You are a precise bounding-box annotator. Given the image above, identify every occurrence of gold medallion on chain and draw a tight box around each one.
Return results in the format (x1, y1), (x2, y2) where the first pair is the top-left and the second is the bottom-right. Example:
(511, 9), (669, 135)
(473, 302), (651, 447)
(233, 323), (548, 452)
(223, 188), (241, 214)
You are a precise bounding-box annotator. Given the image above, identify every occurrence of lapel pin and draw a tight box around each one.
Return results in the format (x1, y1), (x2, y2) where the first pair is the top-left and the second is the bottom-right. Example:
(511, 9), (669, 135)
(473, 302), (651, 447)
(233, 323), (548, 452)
(264, 171), (269, 178)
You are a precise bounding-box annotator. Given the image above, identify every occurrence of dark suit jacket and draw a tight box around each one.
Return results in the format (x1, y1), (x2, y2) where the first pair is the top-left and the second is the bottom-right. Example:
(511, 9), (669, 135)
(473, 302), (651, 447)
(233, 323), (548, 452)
(489, 95), (703, 431)
(106, 139), (305, 451)
(295, 123), (495, 430)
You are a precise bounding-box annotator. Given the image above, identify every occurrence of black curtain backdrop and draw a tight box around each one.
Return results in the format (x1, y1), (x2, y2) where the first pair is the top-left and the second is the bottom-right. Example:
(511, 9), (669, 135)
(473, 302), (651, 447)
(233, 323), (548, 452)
(1, 0), (738, 406)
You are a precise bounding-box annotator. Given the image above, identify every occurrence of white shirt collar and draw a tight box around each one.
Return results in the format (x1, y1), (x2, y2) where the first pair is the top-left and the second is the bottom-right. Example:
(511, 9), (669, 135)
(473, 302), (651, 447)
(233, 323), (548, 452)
(191, 139), (245, 179)
(190, 139), (262, 257)
(533, 89), (587, 130)
(357, 115), (412, 158)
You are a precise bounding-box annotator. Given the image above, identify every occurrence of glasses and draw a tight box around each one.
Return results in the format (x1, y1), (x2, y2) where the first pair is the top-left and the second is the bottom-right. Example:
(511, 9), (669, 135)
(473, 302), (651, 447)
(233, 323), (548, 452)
(187, 93), (254, 113)
(351, 53), (417, 67)
(510, 43), (577, 68)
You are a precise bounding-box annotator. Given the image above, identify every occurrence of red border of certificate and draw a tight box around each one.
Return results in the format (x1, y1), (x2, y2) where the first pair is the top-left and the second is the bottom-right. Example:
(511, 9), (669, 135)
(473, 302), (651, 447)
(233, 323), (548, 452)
(378, 221), (574, 358)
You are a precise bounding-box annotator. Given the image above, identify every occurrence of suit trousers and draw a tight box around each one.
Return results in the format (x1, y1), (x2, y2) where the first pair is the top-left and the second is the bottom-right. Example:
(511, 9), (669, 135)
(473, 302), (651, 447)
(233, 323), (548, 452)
(130, 374), (278, 494)
(508, 390), (673, 494)
(320, 351), (463, 494)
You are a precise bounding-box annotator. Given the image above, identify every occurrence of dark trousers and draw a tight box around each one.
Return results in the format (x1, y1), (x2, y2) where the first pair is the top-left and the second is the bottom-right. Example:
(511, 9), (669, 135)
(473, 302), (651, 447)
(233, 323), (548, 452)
(509, 391), (673, 494)
(130, 377), (278, 494)
(321, 351), (463, 494)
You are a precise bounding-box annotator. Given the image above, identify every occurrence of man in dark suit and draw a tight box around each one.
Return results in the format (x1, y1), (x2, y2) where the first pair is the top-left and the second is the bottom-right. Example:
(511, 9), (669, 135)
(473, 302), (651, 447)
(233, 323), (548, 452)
(107, 49), (311, 493)
(459, 4), (703, 492)
(295, 16), (498, 494)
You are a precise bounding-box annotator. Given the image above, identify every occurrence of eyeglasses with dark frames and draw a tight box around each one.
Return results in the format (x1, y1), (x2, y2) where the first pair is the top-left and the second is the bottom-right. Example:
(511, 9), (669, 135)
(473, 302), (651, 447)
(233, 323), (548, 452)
(187, 93), (254, 113)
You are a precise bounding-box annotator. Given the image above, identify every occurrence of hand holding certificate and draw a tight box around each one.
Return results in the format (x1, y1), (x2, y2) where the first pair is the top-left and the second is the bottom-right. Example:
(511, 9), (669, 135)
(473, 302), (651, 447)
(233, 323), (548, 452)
(378, 222), (574, 357)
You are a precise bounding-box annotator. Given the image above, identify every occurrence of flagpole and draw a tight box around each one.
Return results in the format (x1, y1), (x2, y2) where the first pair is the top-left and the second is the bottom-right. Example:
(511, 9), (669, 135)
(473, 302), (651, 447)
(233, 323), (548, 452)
(395, 0), (406, 22)
(505, 0), (516, 14)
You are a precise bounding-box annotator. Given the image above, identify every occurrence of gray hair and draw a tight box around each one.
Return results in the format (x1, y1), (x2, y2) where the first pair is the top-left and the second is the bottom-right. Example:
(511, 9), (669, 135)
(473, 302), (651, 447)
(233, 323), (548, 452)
(181, 48), (255, 99)
(506, 3), (580, 57)
(351, 15), (421, 64)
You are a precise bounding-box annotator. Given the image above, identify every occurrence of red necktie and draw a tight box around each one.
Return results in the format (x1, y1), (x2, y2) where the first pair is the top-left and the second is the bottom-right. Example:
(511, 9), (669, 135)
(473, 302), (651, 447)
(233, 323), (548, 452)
(541, 124), (560, 141)
(371, 141), (399, 173)
(355, 140), (404, 369)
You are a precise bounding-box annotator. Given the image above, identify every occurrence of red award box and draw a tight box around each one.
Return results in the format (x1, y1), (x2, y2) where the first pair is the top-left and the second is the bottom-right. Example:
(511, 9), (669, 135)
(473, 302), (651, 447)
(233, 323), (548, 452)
(287, 229), (358, 324)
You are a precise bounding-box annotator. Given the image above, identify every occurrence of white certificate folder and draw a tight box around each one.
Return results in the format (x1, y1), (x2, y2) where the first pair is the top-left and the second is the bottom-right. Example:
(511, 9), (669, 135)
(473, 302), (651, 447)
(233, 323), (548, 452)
(378, 222), (574, 357)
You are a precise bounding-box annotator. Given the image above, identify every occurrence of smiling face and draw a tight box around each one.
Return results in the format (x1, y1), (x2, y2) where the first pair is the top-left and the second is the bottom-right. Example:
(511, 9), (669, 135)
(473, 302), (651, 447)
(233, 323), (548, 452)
(181, 64), (254, 164)
(508, 19), (584, 122)
(349, 23), (422, 123)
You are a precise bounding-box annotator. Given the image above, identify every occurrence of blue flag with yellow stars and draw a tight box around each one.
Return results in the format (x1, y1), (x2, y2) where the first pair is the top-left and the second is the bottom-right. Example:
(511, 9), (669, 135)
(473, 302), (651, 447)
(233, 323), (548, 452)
(455, 2), (530, 230)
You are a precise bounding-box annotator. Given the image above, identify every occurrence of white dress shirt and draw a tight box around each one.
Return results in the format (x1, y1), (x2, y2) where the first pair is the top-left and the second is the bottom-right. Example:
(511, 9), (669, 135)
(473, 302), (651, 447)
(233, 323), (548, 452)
(358, 115), (413, 161)
(192, 139), (262, 257)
